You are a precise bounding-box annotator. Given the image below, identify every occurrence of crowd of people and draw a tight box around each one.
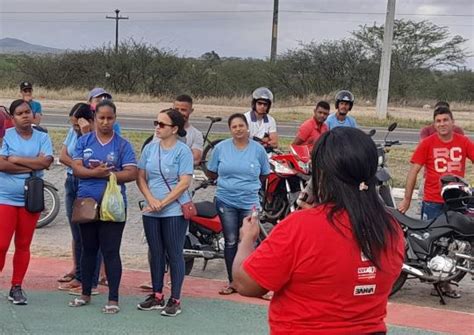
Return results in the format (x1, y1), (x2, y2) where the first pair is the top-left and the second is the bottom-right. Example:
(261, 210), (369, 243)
(0, 81), (472, 333)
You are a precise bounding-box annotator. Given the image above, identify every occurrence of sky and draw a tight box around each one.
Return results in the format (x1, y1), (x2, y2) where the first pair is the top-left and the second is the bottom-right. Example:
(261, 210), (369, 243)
(1, 0), (473, 68)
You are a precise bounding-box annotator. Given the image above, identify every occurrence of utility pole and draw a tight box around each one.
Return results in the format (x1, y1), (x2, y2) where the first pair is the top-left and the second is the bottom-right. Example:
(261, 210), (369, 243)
(106, 9), (129, 52)
(375, 0), (396, 119)
(270, 0), (279, 62)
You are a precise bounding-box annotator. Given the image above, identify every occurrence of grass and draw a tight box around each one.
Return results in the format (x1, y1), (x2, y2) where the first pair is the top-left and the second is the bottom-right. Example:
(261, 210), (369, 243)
(48, 128), (473, 189)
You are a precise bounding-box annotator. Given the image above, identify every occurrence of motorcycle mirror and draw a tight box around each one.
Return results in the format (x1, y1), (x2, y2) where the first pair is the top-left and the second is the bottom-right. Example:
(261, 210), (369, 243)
(388, 122), (398, 132)
(368, 129), (376, 137)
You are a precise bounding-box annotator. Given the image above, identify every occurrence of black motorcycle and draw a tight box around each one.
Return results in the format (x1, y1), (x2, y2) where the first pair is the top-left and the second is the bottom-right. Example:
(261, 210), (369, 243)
(389, 175), (474, 304)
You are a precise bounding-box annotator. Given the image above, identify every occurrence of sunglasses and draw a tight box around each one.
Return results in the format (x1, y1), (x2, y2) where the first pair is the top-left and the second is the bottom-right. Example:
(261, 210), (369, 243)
(153, 120), (174, 128)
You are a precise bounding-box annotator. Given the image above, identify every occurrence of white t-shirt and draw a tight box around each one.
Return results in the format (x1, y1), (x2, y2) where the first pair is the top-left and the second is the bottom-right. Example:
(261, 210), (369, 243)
(181, 124), (204, 152)
(244, 110), (277, 139)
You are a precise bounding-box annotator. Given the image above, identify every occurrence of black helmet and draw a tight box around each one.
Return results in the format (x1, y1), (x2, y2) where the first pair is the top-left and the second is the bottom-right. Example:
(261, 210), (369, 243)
(335, 90), (354, 111)
(251, 87), (274, 113)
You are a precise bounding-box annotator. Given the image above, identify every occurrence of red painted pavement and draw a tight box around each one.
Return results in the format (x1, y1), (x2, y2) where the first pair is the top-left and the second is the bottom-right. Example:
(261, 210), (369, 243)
(1, 255), (472, 335)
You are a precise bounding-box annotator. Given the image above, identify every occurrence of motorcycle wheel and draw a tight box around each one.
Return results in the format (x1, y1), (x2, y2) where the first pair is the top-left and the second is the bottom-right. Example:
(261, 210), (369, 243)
(184, 236), (195, 276)
(36, 184), (60, 229)
(379, 184), (395, 208)
(201, 139), (223, 174)
(390, 272), (408, 296)
(263, 192), (288, 224)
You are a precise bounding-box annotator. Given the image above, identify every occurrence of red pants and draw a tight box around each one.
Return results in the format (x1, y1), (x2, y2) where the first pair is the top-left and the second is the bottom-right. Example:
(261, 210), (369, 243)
(0, 204), (40, 286)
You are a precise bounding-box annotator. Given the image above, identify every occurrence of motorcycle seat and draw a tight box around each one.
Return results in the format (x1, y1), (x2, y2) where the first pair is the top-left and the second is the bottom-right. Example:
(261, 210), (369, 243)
(195, 201), (218, 219)
(386, 207), (433, 229)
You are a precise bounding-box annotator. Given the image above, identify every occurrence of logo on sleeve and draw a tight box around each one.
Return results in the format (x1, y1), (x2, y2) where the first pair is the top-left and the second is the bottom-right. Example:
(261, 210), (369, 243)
(354, 284), (376, 296)
(84, 148), (93, 160)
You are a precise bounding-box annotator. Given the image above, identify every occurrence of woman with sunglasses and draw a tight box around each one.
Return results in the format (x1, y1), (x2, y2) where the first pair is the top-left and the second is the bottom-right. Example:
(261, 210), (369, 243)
(206, 113), (270, 295)
(136, 109), (193, 317)
(0, 99), (53, 305)
(69, 100), (137, 314)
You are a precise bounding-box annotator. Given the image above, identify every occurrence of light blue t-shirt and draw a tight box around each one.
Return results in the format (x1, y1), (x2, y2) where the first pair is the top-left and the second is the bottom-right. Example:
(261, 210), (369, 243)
(29, 100), (42, 116)
(138, 140), (193, 218)
(325, 113), (358, 129)
(207, 139), (270, 210)
(0, 128), (53, 206)
(63, 127), (78, 175)
(73, 132), (137, 205)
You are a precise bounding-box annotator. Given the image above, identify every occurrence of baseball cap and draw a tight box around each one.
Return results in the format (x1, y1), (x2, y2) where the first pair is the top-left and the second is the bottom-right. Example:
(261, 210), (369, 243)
(88, 87), (112, 101)
(20, 81), (33, 91)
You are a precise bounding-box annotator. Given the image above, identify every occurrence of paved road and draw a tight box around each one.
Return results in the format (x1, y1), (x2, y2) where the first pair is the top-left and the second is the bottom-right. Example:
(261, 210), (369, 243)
(41, 110), (474, 145)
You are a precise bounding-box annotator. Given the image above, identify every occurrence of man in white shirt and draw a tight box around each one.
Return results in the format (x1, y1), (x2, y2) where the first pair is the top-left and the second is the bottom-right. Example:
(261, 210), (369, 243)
(244, 87), (278, 150)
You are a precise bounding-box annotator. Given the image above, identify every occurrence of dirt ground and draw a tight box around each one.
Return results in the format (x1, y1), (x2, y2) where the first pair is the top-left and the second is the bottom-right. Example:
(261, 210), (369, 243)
(4, 164), (467, 315)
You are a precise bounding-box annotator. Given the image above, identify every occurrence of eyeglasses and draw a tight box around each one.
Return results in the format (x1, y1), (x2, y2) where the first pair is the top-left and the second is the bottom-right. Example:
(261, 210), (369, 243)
(153, 120), (174, 128)
(256, 101), (269, 106)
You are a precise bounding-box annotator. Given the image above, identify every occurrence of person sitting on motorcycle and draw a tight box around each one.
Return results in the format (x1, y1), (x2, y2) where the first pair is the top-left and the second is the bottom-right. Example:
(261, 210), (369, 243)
(206, 113), (270, 295)
(325, 90), (358, 129)
(293, 100), (330, 147)
(244, 87), (278, 150)
(398, 106), (473, 298)
(232, 127), (404, 334)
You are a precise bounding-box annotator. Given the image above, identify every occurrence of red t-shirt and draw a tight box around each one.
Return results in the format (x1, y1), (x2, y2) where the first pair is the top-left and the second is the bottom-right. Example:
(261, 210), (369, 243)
(295, 118), (328, 146)
(243, 206), (404, 335)
(419, 124), (464, 140)
(411, 133), (474, 203)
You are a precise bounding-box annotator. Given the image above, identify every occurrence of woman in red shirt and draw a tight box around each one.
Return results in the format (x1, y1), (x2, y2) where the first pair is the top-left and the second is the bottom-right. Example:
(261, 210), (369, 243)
(232, 127), (405, 335)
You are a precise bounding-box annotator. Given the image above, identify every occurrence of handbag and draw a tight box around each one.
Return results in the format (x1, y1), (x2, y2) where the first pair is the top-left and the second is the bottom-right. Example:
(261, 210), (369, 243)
(158, 145), (197, 220)
(71, 197), (99, 224)
(24, 173), (44, 213)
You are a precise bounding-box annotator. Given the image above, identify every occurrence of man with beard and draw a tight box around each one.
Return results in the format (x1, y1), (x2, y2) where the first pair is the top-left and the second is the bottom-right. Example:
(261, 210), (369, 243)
(325, 90), (357, 129)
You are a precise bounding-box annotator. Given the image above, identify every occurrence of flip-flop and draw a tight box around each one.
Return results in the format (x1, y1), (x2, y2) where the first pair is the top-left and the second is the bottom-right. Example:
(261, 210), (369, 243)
(218, 286), (237, 295)
(102, 305), (120, 314)
(138, 282), (153, 290)
(68, 298), (90, 307)
(98, 277), (108, 287)
(58, 273), (75, 283)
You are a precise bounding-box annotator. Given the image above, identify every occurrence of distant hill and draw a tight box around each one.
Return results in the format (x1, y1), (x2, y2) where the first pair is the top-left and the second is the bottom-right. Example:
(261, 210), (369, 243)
(0, 38), (64, 54)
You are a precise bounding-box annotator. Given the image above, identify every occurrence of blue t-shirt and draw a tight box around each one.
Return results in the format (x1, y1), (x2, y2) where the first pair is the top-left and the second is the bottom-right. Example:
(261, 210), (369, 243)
(325, 113), (358, 129)
(0, 128), (53, 206)
(138, 140), (193, 218)
(29, 100), (42, 116)
(73, 132), (136, 205)
(207, 139), (270, 210)
(63, 127), (78, 175)
(113, 122), (122, 136)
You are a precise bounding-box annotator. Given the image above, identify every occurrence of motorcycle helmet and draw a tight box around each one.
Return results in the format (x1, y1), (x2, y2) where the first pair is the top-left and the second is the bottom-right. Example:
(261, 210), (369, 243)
(251, 87), (274, 113)
(441, 176), (472, 210)
(335, 90), (354, 110)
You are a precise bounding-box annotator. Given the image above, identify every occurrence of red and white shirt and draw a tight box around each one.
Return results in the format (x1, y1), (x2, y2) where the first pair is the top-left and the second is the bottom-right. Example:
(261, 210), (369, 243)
(411, 133), (474, 203)
(243, 206), (405, 335)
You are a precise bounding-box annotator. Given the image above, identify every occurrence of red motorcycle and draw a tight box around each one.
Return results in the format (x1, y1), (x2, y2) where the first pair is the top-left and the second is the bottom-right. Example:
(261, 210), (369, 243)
(183, 180), (268, 273)
(261, 144), (312, 224)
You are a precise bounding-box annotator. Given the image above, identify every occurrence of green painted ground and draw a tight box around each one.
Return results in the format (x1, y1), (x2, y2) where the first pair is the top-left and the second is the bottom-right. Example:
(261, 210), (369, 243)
(0, 291), (445, 335)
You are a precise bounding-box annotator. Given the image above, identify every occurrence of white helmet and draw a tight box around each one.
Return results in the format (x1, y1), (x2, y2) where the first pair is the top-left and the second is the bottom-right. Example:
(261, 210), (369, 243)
(252, 87), (274, 113)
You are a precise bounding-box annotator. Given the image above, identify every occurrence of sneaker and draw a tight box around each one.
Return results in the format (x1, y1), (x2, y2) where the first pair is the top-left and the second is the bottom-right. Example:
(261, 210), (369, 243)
(68, 286), (99, 296)
(161, 298), (181, 317)
(137, 294), (166, 311)
(8, 286), (28, 305)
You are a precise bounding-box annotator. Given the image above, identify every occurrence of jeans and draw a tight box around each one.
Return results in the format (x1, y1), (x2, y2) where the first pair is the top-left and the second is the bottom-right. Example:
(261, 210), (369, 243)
(64, 174), (100, 286)
(421, 201), (444, 221)
(215, 198), (252, 283)
(79, 220), (125, 302)
(143, 215), (188, 300)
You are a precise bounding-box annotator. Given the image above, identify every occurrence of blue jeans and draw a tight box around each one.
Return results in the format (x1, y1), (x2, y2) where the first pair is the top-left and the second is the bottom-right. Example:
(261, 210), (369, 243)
(215, 198), (252, 283)
(143, 215), (188, 300)
(64, 174), (100, 286)
(421, 201), (444, 221)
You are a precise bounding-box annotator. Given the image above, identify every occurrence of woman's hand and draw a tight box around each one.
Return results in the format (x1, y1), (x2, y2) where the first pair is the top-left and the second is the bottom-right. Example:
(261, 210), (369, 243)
(239, 215), (261, 243)
(7, 156), (18, 164)
(143, 197), (162, 213)
(77, 118), (92, 134)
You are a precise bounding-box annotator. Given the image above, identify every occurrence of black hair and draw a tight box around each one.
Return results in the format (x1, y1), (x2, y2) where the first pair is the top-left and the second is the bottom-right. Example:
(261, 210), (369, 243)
(434, 101), (450, 109)
(69, 103), (94, 121)
(433, 106), (453, 120)
(95, 100), (116, 115)
(311, 127), (398, 268)
(175, 94), (193, 105)
(227, 113), (248, 128)
(9, 99), (30, 116)
(160, 108), (187, 137)
(316, 101), (330, 111)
